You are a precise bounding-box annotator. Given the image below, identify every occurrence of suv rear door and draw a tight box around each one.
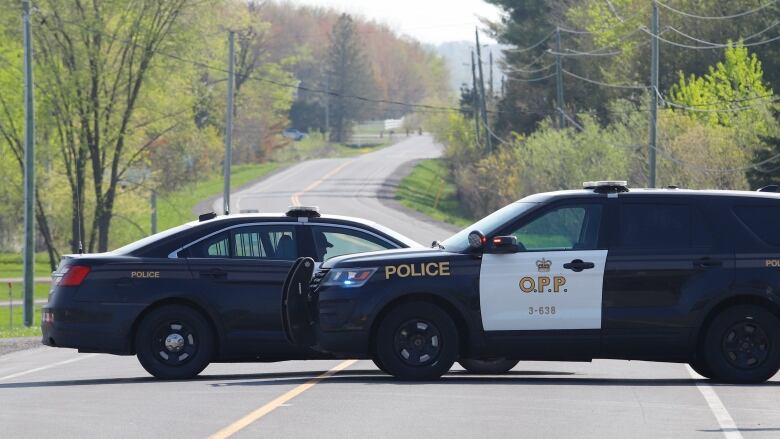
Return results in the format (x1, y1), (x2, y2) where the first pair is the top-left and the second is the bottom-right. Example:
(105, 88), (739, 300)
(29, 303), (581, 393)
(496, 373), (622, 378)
(601, 197), (734, 361)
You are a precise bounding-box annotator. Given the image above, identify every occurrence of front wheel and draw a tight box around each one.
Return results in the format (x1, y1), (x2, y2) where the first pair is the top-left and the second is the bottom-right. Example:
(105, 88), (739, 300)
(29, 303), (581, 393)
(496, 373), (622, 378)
(375, 302), (459, 381)
(701, 305), (780, 384)
(458, 358), (519, 375)
(135, 305), (215, 380)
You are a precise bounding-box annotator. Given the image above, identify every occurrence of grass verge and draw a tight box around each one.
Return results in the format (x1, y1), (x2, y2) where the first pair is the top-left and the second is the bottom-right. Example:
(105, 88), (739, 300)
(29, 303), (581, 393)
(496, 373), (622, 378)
(395, 159), (474, 228)
(0, 304), (42, 338)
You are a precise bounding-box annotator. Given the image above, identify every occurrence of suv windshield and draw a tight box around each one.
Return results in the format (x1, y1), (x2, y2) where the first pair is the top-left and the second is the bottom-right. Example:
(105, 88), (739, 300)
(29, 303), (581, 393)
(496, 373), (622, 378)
(441, 202), (538, 252)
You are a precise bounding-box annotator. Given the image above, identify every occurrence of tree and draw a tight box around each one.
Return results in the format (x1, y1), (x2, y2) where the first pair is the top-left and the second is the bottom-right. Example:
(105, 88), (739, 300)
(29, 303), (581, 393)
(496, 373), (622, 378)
(325, 14), (375, 143)
(34, 0), (193, 252)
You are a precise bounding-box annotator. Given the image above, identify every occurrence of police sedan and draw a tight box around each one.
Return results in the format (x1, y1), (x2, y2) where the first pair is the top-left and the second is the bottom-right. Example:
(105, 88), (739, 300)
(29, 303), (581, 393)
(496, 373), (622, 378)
(41, 207), (421, 379)
(284, 181), (780, 383)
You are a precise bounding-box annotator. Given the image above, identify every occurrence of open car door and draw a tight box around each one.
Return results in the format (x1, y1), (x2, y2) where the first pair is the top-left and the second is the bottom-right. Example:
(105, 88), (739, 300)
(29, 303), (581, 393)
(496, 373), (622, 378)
(281, 257), (317, 347)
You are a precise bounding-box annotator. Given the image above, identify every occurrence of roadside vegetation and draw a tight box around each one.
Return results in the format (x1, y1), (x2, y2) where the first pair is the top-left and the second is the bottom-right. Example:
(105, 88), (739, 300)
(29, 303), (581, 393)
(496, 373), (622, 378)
(427, 0), (779, 219)
(395, 159), (473, 228)
(0, 0), (450, 272)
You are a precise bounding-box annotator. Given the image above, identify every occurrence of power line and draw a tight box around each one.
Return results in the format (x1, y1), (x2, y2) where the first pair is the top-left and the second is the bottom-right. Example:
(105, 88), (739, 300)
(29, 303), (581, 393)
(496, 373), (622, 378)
(666, 21), (780, 47)
(659, 94), (780, 113)
(641, 27), (780, 49)
(505, 72), (556, 83)
(655, 0), (778, 21)
(503, 30), (557, 53)
(32, 10), (494, 117)
(503, 62), (555, 74)
(561, 69), (648, 90)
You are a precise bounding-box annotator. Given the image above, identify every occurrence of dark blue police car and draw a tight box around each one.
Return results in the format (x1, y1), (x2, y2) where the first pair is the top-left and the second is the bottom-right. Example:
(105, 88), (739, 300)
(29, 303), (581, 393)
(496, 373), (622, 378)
(42, 207), (420, 379)
(284, 182), (780, 383)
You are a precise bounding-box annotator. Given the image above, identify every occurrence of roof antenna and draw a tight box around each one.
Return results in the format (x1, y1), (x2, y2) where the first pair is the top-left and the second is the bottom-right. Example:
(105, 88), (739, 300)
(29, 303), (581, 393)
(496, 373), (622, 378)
(75, 178), (83, 254)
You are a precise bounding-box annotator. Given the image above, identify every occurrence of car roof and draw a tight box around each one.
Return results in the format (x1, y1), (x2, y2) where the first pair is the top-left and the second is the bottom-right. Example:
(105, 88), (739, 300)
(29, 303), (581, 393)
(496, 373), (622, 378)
(521, 188), (780, 203)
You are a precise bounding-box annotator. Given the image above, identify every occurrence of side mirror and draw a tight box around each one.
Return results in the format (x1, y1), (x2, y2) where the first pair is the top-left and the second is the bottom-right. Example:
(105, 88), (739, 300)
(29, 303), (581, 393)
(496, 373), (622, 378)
(467, 230), (486, 251)
(488, 235), (521, 254)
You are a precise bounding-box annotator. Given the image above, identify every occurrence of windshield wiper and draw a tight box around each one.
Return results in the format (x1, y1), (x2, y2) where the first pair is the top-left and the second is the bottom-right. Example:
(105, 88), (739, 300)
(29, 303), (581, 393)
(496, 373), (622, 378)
(431, 240), (445, 250)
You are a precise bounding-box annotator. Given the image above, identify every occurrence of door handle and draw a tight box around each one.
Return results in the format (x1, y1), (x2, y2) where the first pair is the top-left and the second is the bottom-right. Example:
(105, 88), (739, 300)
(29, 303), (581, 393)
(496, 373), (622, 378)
(694, 258), (722, 269)
(199, 268), (228, 279)
(563, 259), (595, 272)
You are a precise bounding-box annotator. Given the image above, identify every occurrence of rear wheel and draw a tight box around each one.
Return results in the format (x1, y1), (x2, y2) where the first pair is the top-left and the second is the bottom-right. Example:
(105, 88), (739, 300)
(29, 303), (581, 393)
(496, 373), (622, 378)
(458, 358), (519, 375)
(702, 305), (780, 384)
(375, 302), (458, 381)
(135, 305), (215, 380)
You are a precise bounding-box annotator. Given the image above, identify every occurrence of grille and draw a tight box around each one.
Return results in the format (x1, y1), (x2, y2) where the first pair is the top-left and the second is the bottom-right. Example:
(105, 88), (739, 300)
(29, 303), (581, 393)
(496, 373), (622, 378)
(310, 268), (329, 291)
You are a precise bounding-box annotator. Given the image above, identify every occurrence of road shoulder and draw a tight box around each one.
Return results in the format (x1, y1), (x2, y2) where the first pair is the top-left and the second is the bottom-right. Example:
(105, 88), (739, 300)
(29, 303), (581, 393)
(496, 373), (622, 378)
(0, 337), (41, 357)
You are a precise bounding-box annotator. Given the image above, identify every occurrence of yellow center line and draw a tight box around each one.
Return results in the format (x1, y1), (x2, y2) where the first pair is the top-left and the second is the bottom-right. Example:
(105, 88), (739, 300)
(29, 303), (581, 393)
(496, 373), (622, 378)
(208, 359), (357, 439)
(290, 160), (352, 206)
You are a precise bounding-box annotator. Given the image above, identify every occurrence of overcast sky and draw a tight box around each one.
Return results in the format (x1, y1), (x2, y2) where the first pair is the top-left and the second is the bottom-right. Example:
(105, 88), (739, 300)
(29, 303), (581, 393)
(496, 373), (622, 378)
(285, 0), (503, 45)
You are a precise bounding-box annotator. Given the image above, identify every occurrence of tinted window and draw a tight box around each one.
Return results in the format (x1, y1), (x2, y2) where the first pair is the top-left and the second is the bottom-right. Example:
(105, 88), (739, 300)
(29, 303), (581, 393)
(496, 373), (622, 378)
(187, 232), (230, 258)
(508, 204), (602, 251)
(232, 225), (297, 260)
(734, 205), (780, 246)
(312, 226), (395, 261)
(618, 203), (712, 249)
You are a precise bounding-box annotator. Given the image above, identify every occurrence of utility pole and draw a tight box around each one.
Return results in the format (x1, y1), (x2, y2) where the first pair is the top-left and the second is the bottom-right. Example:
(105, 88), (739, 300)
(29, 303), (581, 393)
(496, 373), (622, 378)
(324, 74), (330, 136)
(470, 51), (481, 146)
(223, 31), (235, 215)
(489, 51), (494, 100)
(555, 27), (565, 129)
(22, 0), (35, 327)
(475, 29), (492, 153)
(648, 2), (659, 188)
(150, 190), (157, 235)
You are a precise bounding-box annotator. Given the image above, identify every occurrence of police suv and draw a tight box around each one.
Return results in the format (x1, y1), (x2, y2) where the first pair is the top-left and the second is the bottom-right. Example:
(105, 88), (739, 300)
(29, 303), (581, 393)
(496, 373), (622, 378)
(42, 207), (420, 379)
(283, 182), (780, 383)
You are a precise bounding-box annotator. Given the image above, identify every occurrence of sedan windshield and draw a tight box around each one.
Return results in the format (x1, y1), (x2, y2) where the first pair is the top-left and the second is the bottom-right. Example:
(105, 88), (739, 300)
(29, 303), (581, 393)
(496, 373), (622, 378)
(441, 202), (538, 252)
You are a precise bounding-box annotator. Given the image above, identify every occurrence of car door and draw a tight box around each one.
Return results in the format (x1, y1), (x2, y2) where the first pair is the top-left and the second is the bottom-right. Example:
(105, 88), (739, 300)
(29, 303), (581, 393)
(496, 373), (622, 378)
(601, 199), (733, 361)
(183, 224), (302, 357)
(478, 200), (607, 358)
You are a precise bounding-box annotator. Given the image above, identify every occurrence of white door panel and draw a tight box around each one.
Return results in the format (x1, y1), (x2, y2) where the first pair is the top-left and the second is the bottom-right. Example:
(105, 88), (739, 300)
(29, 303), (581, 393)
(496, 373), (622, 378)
(480, 250), (608, 331)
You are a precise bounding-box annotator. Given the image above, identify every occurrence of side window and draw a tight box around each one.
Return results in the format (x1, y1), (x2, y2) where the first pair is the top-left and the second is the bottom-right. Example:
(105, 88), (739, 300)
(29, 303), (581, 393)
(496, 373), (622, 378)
(232, 225), (297, 260)
(734, 205), (780, 246)
(618, 203), (711, 249)
(311, 226), (395, 261)
(508, 204), (602, 251)
(186, 232), (230, 258)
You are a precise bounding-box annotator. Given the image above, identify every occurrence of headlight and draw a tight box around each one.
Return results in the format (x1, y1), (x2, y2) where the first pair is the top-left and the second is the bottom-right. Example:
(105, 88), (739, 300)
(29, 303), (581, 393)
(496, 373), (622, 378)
(321, 268), (377, 288)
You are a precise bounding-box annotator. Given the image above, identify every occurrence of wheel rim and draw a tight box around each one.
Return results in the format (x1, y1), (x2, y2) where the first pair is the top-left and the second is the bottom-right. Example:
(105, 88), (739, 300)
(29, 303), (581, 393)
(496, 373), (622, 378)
(393, 319), (442, 367)
(152, 320), (198, 366)
(721, 319), (770, 370)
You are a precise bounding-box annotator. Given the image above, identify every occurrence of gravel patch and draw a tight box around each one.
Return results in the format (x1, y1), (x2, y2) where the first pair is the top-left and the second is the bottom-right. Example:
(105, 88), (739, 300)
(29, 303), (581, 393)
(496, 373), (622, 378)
(0, 337), (42, 357)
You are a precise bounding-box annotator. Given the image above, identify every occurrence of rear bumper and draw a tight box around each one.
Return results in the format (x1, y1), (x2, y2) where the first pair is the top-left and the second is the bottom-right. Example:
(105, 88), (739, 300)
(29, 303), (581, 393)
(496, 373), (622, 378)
(41, 302), (144, 355)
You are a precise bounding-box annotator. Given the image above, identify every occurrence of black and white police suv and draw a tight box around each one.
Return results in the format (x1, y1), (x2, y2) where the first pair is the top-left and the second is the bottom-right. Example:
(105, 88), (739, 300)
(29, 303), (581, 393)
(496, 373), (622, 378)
(42, 207), (421, 379)
(283, 182), (780, 383)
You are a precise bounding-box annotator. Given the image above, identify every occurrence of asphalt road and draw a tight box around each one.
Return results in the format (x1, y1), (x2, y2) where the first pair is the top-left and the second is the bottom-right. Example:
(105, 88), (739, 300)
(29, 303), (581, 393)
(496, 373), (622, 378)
(1, 136), (779, 439)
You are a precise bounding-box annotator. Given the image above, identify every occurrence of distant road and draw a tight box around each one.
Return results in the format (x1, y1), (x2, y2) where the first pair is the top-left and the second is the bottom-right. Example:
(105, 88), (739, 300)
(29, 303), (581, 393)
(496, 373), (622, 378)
(0, 135), (776, 439)
(213, 134), (457, 244)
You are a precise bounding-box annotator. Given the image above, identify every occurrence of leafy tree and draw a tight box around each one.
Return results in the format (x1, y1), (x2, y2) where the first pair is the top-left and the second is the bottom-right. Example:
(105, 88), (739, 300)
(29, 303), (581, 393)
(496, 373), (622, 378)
(325, 14), (375, 143)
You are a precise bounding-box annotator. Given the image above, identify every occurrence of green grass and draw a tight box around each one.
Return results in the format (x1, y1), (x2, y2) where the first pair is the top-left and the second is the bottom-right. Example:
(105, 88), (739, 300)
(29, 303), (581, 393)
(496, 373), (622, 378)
(396, 159), (474, 228)
(0, 304), (42, 338)
(0, 253), (52, 278)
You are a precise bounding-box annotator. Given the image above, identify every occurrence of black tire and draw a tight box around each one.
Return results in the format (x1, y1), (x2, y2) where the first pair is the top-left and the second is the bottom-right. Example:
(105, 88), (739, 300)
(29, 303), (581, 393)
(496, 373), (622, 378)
(701, 305), (780, 384)
(688, 358), (714, 379)
(372, 357), (389, 374)
(135, 305), (215, 380)
(375, 301), (459, 381)
(458, 358), (519, 375)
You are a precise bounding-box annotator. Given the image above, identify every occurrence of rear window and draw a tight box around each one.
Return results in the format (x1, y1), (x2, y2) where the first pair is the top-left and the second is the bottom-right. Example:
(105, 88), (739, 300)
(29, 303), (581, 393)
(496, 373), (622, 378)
(617, 203), (712, 249)
(734, 206), (780, 246)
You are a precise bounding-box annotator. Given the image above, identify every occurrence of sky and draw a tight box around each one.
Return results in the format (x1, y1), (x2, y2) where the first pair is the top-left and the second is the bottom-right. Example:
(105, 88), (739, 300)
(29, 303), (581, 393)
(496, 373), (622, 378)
(285, 0), (503, 45)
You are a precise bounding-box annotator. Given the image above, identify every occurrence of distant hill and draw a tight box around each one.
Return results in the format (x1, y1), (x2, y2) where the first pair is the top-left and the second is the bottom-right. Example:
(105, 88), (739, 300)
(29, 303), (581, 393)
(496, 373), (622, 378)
(435, 41), (506, 94)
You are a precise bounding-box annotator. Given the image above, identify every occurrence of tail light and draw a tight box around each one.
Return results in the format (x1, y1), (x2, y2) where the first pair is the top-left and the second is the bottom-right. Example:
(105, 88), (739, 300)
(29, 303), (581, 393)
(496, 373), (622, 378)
(59, 265), (91, 287)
